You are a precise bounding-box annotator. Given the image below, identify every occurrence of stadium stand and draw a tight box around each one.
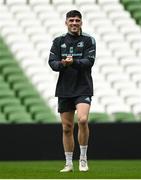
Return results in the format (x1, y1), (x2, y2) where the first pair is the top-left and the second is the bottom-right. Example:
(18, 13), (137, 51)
(0, 36), (57, 123)
(0, 0), (141, 123)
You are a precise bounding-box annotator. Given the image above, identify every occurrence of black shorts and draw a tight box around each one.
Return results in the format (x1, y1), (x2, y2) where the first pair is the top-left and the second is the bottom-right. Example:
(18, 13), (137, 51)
(58, 96), (92, 113)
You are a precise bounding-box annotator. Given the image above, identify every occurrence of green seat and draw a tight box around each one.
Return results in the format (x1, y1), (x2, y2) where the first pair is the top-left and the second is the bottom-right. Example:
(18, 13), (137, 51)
(34, 112), (56, 123)
(0, 89), (15, 98)
(120, 0), (141, 6)
(0, 59), (17, 71)
(2, 66), (24, 80)
(3, 105), (26, 115)
(7, 74), (29, 86)
(0, 75), (4, 81)
(0, 51), (12, 59)
(29, 104), (50, 114)
(17, 89), (39, 101)
(0, 98), (21, 110)
(137, 113), (141, 121)
(0, 113), (7, 124)
(23, 97), (45, 106)
(29, 104), (57, 122)
(89, 112), (111, 123)
(138, 19), (141, 26)
(112, 112), (136, 122)
(12, 82), (38, 94)
(132, 11), (141, 23)
(126, 4), (141, 14)
(0, 81), (10, 90)
(120, 0), (141, 25)
(7, 112), (33, 124)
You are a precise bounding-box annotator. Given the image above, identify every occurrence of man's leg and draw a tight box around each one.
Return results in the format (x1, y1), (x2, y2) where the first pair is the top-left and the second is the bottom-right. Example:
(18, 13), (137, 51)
(60, 111), (75, 172)
(76, 103), (90, 171)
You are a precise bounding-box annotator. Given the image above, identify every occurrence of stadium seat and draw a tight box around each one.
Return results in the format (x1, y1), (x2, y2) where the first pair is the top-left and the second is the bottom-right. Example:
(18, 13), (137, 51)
(132, 103), (141, 114)
(106, 103), (131, 113)
(34, 112), (57, 123)
(0, 113), (7, 123)
(126, 3), (141, 15)
(130, 73), (141, 84)
(125, 96), (141, 106)
(89, 112), (112, 123)
(0, 59), (17, 70)
(18, 90), (40, 104)
(0, 89), (15, 98)
(125, 64), (141, 75)
(7, 75), (29, 89)
(119, 88), (141, 99)
(0, 98), (21, 111)
(29, 0), (50, 5)
(131, 41), (141, 52)
(102, 2), (124, 13)
(119, 25), (141, 37)
(100, 65), (123, 75)
(28, 102), (57, 123)
(108, 11), (131, 21)
(55, 4), (77, 17)
(75, 0), (96, 6)
(132, 11), (141, 24)
(23, 97), (47, 109)
(106, 73), (130, 85)
(31, 3), (54, 14)
(112, 112), (136, 122)
(99, 95), (124, 106)
(112, 81), (136, 91)
(119, 57), (141, 67)
(113, 18), (136, 29)
(3, 105), (27, 116)
(120, 0), (141, 6)
(125, 33), (141, 43)
(6, 0), (26, 4)
(2, 66), (24, 80)
(7, 112), (33, 124)
(137, 113), (141, 121)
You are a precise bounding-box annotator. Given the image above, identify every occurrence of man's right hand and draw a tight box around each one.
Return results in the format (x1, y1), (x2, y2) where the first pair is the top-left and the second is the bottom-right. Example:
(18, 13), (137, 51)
(61, 56), (73, 66)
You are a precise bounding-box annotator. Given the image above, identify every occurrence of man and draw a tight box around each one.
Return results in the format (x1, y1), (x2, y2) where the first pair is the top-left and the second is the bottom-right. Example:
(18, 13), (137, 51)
(48, 10), (96, 172)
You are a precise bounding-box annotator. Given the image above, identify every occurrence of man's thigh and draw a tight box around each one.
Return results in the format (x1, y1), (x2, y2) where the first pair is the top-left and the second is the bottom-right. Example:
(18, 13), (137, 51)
(76, 103), (90, 120)
(75, 96), (91, 120)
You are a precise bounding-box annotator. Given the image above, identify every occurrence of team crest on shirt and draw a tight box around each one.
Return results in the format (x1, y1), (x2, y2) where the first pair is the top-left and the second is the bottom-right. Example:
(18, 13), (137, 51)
(77, 41), (84, 47)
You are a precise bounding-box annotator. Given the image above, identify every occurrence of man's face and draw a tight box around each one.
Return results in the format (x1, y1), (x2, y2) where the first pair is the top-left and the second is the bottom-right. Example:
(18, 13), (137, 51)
(65, 16), (82, 35)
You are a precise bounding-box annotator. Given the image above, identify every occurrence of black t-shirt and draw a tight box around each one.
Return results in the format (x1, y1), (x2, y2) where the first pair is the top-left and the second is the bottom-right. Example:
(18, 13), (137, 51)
(48, 32), (96, 97)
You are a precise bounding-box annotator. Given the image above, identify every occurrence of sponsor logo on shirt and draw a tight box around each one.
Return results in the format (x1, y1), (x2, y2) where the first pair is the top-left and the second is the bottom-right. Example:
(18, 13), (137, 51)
(61, 53), (82, 57)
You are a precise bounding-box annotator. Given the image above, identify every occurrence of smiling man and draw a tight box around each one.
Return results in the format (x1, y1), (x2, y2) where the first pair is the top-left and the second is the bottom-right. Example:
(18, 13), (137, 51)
(49, 10), (96, 172)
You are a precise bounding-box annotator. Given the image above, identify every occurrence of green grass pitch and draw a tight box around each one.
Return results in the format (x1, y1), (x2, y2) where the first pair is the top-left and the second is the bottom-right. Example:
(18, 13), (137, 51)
(0, 160), (141, 179)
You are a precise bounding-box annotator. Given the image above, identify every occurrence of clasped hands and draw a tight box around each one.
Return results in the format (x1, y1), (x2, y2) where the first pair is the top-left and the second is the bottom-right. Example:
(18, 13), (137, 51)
(61, 56), (73, 66)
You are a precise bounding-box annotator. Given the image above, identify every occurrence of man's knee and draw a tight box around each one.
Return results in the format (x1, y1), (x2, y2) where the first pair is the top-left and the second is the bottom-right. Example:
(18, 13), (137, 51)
(63, 123), (73, 135)
(78, 115), (88, 125)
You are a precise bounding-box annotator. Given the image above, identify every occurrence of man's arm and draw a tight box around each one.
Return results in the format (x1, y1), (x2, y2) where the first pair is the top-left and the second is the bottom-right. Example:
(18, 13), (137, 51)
(48, 38), (66, 72)
(72, 37), (96, 69)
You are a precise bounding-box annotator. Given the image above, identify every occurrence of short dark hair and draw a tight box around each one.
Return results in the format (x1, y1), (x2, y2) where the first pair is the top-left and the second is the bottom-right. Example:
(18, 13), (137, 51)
(66, 10), (82, 19)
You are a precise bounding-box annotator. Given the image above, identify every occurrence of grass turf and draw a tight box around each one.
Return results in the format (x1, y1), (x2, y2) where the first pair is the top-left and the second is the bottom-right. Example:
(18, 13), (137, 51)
(0, 160), (141, 179)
